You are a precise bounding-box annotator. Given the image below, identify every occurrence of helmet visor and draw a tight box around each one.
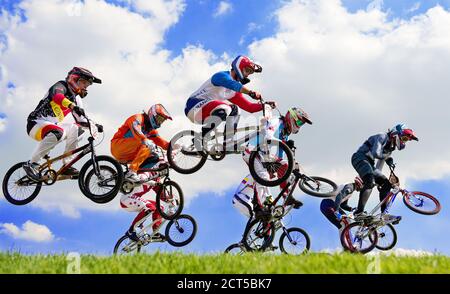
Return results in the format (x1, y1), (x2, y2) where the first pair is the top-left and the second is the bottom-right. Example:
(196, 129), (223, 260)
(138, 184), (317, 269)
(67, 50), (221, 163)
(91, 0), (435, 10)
(289, 109), (305, 128)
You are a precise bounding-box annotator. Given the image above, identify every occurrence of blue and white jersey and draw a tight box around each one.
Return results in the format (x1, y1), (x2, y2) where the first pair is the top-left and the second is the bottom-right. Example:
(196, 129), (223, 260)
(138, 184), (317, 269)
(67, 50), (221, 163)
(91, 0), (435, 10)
(185, 71), (243, 114)
(246, 117), (288, 148)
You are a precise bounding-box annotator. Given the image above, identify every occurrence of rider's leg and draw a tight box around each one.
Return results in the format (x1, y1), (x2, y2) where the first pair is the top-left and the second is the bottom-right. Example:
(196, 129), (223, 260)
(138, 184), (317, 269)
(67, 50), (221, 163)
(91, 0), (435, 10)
(224, 105), (240, 149)
(374, 174), (392, 213)
(61, 123), (84, 165)
(201, 108), (228, 138)
(355, 173), (376, 214)
(28, 121), (65, 163)
(352, 154), (376, 215)
(232, 195), (254, 219)
(320, 199), (341, 229)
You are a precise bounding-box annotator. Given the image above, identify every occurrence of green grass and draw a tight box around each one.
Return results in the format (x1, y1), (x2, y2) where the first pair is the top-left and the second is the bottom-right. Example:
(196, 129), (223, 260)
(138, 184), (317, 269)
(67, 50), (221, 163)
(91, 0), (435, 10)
(1, 252), (449, 274)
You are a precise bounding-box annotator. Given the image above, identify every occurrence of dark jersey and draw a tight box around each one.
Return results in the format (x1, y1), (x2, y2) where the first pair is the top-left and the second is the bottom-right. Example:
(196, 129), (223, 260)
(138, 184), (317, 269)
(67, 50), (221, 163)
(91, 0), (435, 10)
(28, 81), (78, 122)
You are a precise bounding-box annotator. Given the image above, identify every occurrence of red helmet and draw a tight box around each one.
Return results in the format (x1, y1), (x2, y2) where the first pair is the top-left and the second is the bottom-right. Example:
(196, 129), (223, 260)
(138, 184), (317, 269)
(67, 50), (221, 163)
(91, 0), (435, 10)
(66, 67), (101, 98)
(148, 104), (172, 126)
(285, 108), (312, 134)
(231, 55), (262, 83)
(389, 124), (418, 150)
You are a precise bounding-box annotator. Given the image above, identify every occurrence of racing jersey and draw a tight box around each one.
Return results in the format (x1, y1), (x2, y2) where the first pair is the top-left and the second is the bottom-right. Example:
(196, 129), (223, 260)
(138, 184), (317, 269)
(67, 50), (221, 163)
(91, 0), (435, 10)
(185, 71), (262, 116)
(355, 133), (393, 161)
(28, 81), (81, 123)
(112, 113), (169, 150)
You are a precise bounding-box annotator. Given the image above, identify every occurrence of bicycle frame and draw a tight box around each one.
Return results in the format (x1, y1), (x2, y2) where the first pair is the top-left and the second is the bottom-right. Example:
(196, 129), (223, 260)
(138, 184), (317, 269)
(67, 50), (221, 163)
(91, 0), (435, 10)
(205, 102), (276, 153)
(120, 214), (168, 252)
(38, 138), (96, 181)
(21, 116), (101, 184)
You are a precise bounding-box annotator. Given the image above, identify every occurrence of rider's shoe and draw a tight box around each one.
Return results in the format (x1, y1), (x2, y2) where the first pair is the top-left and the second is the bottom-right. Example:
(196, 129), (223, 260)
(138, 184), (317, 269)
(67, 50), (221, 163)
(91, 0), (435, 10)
(383, 214), (402, 225)
(353, 211), (369, 222)
(285, 195), (303, 209)
(23, 161), (41, 182)
(126, 228), (140, 242)
(151, 232), (166, 242)
(125, 170), (142, 182)
(61, 166), (79, 177)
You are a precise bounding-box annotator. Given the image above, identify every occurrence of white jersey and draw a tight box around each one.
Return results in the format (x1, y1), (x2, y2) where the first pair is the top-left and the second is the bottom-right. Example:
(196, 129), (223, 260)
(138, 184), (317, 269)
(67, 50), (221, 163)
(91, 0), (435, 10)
(232, 174), (271, 218)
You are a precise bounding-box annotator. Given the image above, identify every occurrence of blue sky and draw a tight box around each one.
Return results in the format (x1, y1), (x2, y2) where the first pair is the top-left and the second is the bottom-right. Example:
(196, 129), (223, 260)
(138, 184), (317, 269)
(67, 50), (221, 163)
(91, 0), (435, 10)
(1, 0), (449, 256)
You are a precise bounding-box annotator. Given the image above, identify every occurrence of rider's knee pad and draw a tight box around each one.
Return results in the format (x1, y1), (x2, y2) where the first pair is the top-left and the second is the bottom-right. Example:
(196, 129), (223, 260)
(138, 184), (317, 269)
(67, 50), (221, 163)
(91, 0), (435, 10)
(229, 104), (239, 117)
(211, 108), (228, 121)
(379, 179), (392, 194)
(362, 174), (376, 190)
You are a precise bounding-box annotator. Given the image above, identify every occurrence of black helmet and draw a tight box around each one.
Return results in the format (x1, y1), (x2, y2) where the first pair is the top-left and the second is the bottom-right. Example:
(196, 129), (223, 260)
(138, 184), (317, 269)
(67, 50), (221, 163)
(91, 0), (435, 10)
(67, 67), (102, 84)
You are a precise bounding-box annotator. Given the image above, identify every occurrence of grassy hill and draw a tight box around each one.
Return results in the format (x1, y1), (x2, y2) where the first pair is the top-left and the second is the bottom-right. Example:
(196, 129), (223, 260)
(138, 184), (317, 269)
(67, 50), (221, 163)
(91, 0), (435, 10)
(1, 252), (449, 274)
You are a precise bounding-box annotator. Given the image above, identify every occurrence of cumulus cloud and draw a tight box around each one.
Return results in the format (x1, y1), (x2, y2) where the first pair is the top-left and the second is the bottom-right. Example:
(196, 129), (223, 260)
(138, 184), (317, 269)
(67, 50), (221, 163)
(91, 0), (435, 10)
(247, 0), (450, 185)
(213, 1), (232, 18)
(0, 0), (236, 216)
(0, 220), (55, 242)
(406, 2), (421, 15)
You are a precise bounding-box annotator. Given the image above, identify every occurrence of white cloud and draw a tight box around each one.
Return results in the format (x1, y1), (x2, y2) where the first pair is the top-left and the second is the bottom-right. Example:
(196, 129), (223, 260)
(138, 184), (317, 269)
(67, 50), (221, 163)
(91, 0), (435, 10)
(406, 2), (421, 15)
(367, 0), (384, 11)
(247, 0), (450, 185)
(213, 1), (232, 18)
(0, 220), (54, 242)
(1, 0), (450, 217)
(0, 0), (234, 216)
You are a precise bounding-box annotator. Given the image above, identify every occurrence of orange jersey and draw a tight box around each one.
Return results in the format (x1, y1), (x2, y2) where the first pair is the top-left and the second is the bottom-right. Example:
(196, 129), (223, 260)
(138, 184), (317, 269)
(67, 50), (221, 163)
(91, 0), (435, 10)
(111, 113), (169, 150)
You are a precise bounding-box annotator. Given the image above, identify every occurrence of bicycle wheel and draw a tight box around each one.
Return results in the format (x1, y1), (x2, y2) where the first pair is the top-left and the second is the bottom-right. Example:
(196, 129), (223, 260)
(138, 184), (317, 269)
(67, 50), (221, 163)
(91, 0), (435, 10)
(249, 140), (294, 187)
(371, 223), (397, 251)
(340, 222), (378, 254)
(299, 176), (338, 198)
(242, 219), (276, 251)
(403, 191), (441, 215)
(279, 227), (311, 255)
(156, 181), (184, 220)
(113, 235), (141, 255)
(2, 162), (42, 205)
(78, 155), (124, 204)
(224, 243), (246, 255)
(165, 214), (197, 247)
(167, 130), (208, 174)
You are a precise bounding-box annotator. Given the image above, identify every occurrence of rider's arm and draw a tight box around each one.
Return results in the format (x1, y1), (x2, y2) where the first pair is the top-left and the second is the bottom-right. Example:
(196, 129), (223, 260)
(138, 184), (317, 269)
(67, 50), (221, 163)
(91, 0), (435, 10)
(127, 115), (148, 143)
(228, 93), (263, 113)
(334, 184), (354, 211)
(51, 83), (76, 112)
(211, 71), (243, 92)
(147, 130), (169, 150)
(370, 134), (390, 160)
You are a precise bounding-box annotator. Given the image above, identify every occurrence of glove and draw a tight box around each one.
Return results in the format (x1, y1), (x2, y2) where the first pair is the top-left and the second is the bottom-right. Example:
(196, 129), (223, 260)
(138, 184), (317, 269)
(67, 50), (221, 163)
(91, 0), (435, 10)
(385, 157), (394, 168)
(143, 139), (156, 151)
(248, 90), (261, 100)
(72, 105), (85, 117)
(95, 124), (104, 133)
(266, 101), (277, 109)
